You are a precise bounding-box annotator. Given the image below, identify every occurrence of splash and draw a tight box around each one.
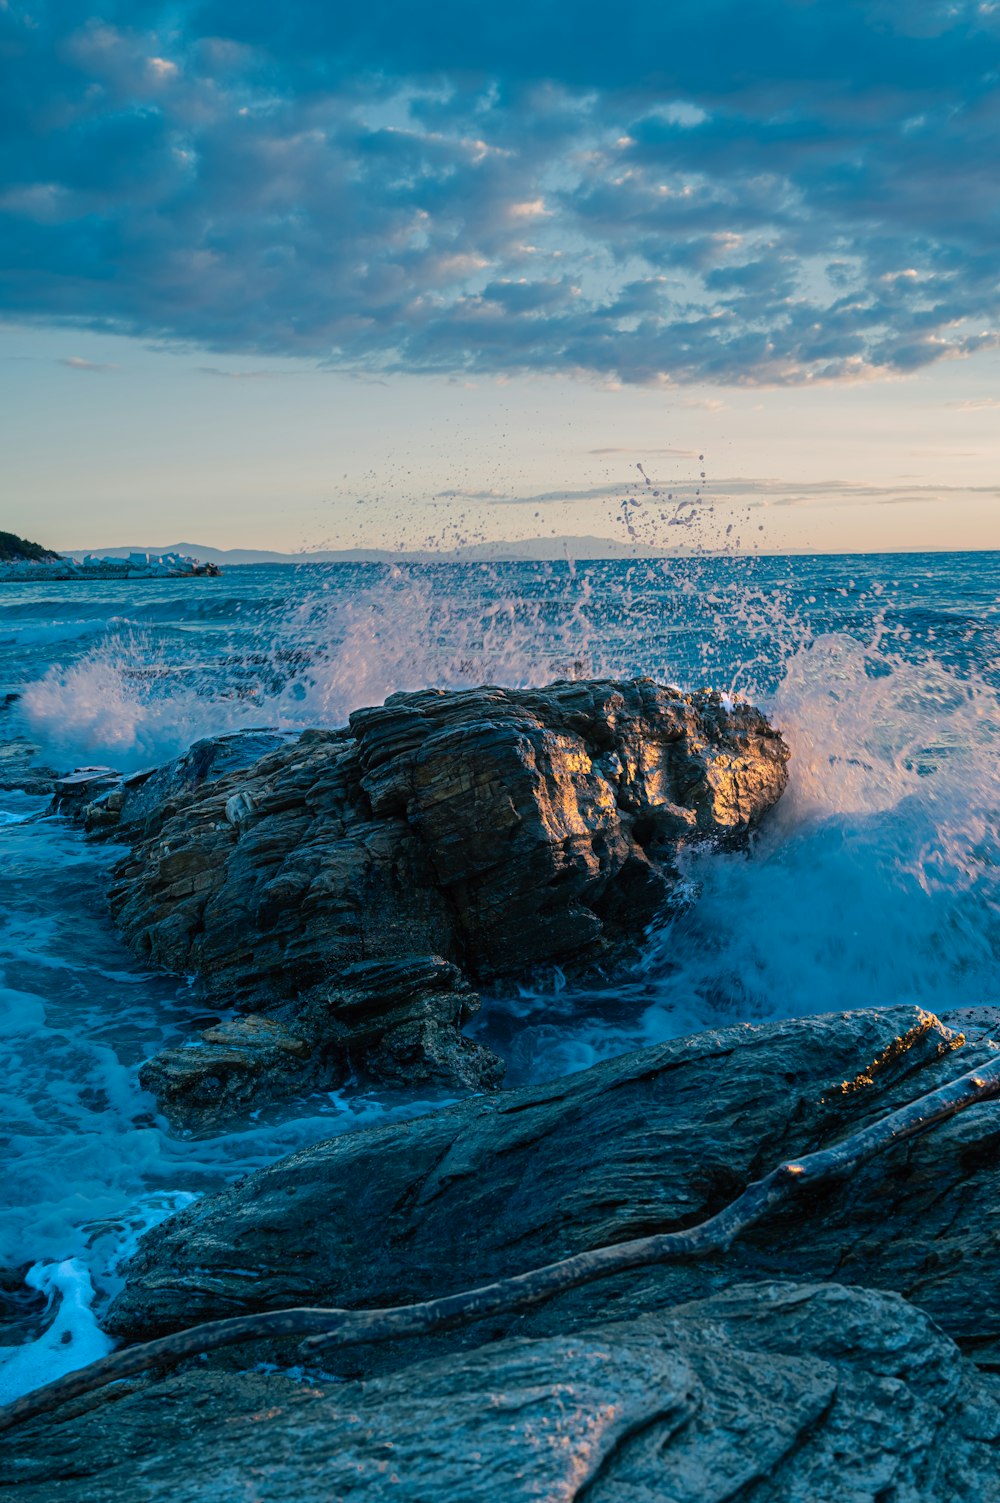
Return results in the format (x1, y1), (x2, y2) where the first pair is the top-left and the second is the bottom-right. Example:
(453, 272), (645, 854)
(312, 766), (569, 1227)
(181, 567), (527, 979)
(2, 547), (998, 1400)
(17, 629), (266, 772)
(472, 618), (1000, 1080)
(15, 564), (619, 771)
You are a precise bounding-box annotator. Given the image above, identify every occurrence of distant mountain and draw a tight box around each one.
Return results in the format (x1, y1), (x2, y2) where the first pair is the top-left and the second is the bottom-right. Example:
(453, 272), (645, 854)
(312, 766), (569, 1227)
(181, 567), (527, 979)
(61, 535), (669, 565)
(0, 530), (61, 563)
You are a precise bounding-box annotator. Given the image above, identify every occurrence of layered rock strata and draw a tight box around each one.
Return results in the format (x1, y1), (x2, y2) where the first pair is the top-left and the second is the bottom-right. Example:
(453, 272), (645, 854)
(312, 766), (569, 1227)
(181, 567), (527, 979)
(102, 679), (789, 1123)
(106, 1005), (1000, 1369)
(53, 728), (294, 833)
(4, 1283), (997, 1502)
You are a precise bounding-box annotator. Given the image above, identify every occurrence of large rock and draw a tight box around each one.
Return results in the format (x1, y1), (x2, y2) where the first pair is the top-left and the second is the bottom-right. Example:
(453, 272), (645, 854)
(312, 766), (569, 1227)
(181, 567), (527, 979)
(105, 679), (788, 1123)
(3, 1283), (998, 1501)
(106, 1005), (1000, 1368)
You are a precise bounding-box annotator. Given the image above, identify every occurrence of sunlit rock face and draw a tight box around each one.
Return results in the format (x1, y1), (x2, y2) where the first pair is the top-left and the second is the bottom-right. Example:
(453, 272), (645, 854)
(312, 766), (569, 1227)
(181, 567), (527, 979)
(104, 678), (789, 1123)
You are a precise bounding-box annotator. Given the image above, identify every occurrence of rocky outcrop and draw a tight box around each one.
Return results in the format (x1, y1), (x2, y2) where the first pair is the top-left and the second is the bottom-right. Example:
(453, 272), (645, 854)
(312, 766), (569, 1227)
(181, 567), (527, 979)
(104, 679), (788, 1124)
(4, 1283), (999, 1501)
(139, 956), (503, 1130)
(52, 728), (295, 834)
(106, 1005), (1000, 1369)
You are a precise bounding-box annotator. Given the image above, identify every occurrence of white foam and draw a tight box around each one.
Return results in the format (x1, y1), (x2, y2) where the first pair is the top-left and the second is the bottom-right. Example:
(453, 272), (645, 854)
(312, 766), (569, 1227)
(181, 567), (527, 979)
(0, 1260), (114, 1405)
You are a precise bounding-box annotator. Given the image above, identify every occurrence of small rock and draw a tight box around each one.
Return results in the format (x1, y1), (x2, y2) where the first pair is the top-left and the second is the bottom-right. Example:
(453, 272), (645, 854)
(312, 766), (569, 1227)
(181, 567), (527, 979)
(140, 956), (504, 1130)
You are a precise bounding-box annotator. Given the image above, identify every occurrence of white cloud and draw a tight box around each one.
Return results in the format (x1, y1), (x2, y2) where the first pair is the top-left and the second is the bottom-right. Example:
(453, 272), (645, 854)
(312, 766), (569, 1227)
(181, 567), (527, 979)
(60, 356), (118, 371)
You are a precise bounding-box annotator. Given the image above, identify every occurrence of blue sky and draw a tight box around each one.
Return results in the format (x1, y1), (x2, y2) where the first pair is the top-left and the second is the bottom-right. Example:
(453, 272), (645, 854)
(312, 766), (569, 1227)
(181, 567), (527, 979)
(2, 0), (999, 552)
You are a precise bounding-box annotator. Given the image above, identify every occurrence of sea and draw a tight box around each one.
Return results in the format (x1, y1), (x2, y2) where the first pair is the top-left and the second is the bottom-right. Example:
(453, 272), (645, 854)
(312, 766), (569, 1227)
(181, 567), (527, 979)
(0, 551), (997, 1400)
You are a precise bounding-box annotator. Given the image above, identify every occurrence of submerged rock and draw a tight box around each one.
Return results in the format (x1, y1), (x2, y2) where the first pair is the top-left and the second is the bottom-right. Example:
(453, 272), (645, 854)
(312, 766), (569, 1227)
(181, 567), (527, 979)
(105, 678), (788, 1124)
(139, 956), (504, 1129)
(4, 1283), (998, 1501)
(106, 1004), (1000, 1369)
(0, 704), (60, 798)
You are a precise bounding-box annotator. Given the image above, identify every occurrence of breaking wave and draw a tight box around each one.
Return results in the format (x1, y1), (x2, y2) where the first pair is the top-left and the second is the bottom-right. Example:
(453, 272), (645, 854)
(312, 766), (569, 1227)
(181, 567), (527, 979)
(1, 549), (997, 1397)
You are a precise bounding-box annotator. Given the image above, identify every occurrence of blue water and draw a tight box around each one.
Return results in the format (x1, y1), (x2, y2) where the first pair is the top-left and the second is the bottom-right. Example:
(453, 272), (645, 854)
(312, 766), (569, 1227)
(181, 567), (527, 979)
(0, 552), (997, 1399)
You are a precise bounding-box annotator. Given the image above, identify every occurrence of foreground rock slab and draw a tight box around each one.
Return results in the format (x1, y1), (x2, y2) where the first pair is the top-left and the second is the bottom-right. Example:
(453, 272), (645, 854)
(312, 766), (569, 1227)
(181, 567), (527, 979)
(104, 679), (788, 1123)
(3, 1283), (998, 1501)
(106, 1004), (1000, 1367)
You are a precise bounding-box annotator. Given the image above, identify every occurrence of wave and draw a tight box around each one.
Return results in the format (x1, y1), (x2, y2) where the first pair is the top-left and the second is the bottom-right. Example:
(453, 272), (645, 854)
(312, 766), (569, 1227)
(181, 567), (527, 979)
(11, 555), (998, 778)
(0, 618), (114, 650)
(473, 628), (1000, 1085)
(2, 552), (998, 1401)
(643, 633), (999, 1021)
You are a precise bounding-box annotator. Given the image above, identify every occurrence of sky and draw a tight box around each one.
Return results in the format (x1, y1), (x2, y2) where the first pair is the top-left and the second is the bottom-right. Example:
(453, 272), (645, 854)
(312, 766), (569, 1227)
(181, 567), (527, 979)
(2, 0), (999, 554)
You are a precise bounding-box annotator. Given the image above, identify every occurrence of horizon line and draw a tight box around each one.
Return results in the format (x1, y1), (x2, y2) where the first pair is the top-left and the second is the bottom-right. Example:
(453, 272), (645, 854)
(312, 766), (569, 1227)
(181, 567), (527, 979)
(53, 540), (1000, 562)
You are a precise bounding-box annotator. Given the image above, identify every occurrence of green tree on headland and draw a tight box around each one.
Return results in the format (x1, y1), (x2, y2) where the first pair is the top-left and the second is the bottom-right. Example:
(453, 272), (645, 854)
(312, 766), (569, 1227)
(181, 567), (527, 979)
(0, 531), (60, 563)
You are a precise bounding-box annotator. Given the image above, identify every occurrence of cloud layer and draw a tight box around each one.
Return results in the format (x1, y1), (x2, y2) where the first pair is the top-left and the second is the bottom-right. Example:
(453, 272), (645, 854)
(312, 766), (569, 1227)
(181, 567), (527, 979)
(2, 0), (999, 384)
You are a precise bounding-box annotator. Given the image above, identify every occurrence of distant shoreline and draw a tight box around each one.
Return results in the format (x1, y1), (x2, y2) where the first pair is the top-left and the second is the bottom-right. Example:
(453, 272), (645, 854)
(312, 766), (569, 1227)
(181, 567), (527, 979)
(0, 558), (221, 583)
(56, 542), (1000, 567)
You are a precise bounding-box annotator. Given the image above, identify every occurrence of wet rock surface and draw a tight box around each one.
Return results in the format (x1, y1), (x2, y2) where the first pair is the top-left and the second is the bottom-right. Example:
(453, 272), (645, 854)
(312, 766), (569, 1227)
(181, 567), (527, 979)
(52, 728), (295, 834)
(106, 1005), (1000, 1369)
(4, 1282), (998, 1501)
(138, 955), (503, 1130)
(103, 679), (788, 1124)
(0, 703), (60, 797)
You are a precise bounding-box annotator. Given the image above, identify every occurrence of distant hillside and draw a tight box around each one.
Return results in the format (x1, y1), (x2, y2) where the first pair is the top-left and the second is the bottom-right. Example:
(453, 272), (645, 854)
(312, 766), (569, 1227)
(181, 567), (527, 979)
(0, 531), (61, 563)
(62, 535), (669, 565)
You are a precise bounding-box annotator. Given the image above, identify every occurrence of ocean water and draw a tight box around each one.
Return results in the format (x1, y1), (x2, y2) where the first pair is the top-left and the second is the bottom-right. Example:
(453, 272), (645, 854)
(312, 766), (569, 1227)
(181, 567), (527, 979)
(0, 552), (998, 1400)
